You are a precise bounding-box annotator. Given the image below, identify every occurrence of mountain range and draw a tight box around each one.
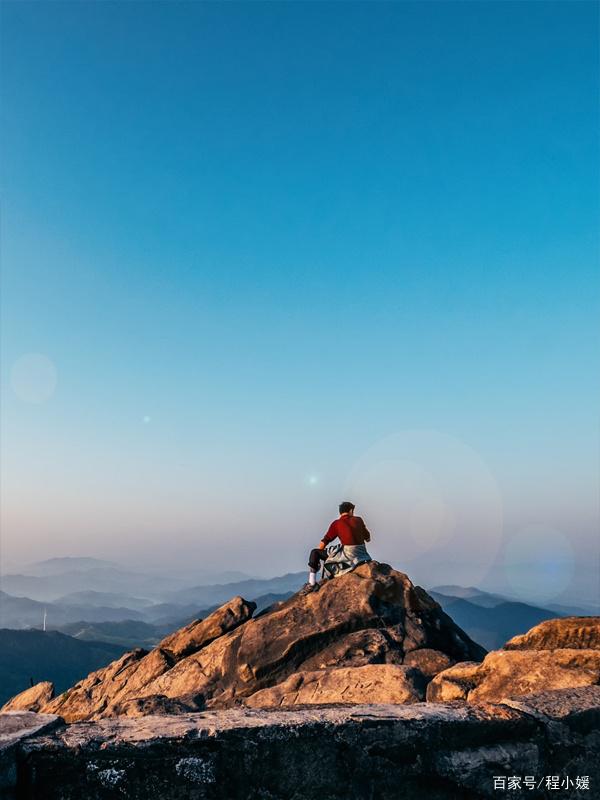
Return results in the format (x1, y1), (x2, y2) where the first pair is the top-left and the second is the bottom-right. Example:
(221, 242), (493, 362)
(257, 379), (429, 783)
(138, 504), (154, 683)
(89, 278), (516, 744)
(1, 558), (256, 603)
(428, 591), (560, 650)
(3, 560), (596, 646)
(53, 591), (296, 647)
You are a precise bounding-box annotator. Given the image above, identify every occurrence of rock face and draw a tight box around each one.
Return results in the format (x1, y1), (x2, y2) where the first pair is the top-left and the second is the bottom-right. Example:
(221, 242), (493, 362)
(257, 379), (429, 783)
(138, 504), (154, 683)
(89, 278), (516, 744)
(158, 596), (257, 658)
(42, 595), (254, 722)
(468, 650), (600, 702)
(428, 616), (600, 704)
(36, 563), (485, 722)
(403, 648), (454, 678)
(426, 661), (482, 702)
(0, 712), (61, 800)
(6, 687), (600, 799)
(505, 616), (600, 651)
(245, 664), (426, 707)
(1, 682), (54, 713)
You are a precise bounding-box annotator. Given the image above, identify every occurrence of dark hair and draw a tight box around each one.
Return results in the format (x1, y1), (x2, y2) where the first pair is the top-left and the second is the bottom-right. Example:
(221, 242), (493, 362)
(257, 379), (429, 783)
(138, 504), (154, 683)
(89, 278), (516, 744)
(339, 501), (355, 514)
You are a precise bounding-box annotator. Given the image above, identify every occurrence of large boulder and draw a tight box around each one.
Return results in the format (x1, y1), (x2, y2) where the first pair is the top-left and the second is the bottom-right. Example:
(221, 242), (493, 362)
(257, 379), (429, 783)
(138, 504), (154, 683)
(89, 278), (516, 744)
(43, 596), (255, 722)
(35, 563), (485, 721)
(428, 617), (600, 704)
(292, 629), (405, 671)
(505, 616), (600, 651)
(139, 562), (484, 711)
(159, 596), (256, 659)
(469, 649), (600, 703)
(426, 662), (481, 702)
(403, 649), (455, 680)
(245, 664), (426, 707)
(1, 682), (54, 713)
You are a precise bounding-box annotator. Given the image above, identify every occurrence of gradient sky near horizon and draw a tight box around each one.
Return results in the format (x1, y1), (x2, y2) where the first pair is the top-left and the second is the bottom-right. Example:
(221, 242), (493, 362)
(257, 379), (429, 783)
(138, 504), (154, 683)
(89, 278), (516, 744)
(1, 2), (598, 604)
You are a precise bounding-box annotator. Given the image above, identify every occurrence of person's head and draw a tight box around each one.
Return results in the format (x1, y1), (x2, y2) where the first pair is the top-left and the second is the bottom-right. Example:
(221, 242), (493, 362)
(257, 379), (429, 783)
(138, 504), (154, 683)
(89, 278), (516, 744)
(339, 501), (355, 516)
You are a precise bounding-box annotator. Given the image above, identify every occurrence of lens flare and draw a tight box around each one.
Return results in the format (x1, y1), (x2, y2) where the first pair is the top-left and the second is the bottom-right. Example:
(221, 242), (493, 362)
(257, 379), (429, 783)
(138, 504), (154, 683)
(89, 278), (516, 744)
(10, 353), (58, 404)
(343, 430), (503, 586)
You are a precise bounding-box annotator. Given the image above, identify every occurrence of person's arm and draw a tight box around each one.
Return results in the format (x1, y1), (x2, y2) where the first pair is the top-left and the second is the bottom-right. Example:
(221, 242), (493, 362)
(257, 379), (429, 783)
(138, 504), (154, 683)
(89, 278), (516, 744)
(320, 521), (337, 549)
(360, 517), (371, 542)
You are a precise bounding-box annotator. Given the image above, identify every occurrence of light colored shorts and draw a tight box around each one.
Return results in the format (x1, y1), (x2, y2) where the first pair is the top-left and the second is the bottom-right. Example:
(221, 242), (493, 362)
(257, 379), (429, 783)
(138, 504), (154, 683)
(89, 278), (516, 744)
(326, 543), (372, 566)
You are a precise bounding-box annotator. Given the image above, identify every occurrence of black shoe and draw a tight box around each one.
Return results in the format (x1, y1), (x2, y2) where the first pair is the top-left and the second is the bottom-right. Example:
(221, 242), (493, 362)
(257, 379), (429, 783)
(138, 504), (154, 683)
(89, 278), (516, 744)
(298, 582), (319, 596)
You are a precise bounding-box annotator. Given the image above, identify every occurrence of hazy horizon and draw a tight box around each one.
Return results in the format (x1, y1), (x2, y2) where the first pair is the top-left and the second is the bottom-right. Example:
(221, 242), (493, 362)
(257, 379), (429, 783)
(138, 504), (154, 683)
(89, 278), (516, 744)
(1, 2), (598, 608)
(1, 546), (598, 611)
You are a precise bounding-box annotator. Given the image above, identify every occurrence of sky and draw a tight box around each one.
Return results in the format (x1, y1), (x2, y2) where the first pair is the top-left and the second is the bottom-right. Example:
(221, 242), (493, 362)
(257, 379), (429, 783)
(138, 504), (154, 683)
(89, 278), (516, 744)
(1, 1), (598, 605)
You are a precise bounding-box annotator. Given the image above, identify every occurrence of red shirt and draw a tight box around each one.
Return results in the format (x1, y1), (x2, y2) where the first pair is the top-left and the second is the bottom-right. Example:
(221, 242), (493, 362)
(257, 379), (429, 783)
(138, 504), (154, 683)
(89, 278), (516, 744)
(321, 514), (371, 546)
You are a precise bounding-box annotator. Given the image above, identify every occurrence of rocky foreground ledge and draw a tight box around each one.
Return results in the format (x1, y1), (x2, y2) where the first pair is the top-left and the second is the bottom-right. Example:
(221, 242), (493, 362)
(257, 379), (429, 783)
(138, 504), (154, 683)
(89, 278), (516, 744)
(2, 686), (599, 800)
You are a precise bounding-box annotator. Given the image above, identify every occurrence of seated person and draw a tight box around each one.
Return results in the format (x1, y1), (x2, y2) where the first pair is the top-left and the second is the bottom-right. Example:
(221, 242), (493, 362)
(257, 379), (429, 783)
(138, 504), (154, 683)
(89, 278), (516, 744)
(301, 501), (372, 593)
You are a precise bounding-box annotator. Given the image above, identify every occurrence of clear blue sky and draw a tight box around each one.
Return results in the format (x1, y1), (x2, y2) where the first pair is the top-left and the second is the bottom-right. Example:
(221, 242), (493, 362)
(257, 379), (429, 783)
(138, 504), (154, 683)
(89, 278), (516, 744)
(1, 2), (598, 603)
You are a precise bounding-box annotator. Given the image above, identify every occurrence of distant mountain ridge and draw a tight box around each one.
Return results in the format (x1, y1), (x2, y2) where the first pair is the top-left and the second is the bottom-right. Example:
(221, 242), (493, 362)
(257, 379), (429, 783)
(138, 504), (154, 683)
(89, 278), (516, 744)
(429, 585), (509, 608)
(54, 592), (295, 649)
(0, 569), (305, 631)
(0, 569), (184, 602)
(429, 591), (561, 650)
(0, 565), (258, 603)
(1, 556), (586, 657)
(0, 591), (146, 629)
(57, 620), (160, 649)
(164, 572), (306, 607)
(0, 629), (127, 706)
(54, 591), (155, 610)
(21, 557), (117, 576)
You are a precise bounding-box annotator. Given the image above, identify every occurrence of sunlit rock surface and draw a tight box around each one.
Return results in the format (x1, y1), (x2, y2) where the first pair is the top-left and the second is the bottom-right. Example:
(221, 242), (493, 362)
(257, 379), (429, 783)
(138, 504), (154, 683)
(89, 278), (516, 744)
(428, 617), (600, 703)
(35, 563), (485, 722)
(1, 682), (54, 713)
(245, 664), (426, 707)
(504, 617), (600, 651)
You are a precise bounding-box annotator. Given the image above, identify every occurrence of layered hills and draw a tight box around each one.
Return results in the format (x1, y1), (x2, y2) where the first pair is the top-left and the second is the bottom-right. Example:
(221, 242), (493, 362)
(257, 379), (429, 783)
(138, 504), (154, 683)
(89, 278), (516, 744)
(3, 555), (590, 656)
(0, 629), (126, 706)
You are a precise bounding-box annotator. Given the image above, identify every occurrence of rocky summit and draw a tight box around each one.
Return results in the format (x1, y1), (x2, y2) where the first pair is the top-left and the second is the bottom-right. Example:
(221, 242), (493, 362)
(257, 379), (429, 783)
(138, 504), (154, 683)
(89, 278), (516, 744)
(2, 563), (599, 799)
(5, 562), (485, 721)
